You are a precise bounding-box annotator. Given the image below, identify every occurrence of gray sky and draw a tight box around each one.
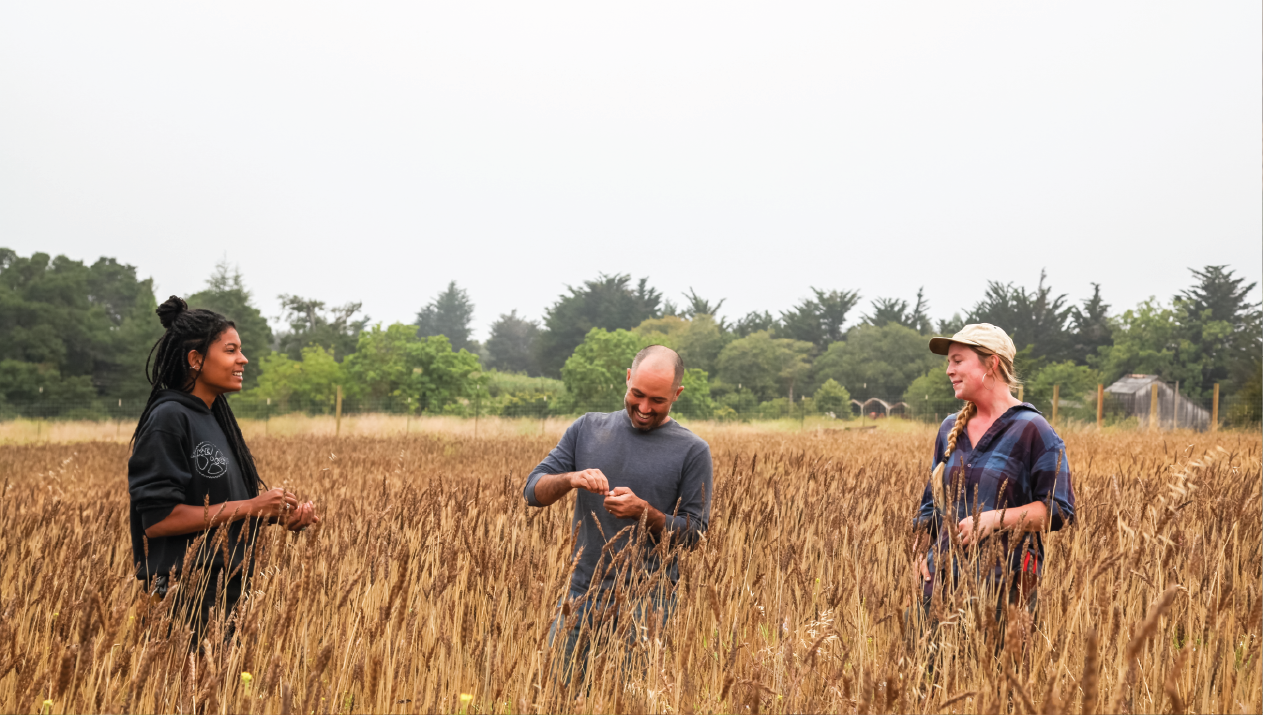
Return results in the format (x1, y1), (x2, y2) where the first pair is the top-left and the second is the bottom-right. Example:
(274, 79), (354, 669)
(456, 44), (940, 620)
(2, 3), (1260, 340)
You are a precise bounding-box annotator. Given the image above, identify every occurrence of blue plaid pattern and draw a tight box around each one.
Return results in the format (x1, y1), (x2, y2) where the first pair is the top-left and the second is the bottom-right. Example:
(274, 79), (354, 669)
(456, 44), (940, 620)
(915, 403), (1076, 581)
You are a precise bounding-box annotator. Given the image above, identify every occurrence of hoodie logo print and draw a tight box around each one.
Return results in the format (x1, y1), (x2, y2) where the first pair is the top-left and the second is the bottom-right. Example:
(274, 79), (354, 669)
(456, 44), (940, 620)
(191, 442), (229, 478)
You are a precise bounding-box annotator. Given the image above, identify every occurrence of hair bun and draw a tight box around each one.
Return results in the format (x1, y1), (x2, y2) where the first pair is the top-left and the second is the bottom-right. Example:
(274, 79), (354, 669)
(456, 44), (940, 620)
(156, 295), (189, 329)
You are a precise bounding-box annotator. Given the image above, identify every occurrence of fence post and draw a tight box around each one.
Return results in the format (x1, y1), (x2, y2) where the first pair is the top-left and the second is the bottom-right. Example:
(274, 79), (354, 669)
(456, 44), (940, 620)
(335, 385), (343, 438)
(1172, 381), (1179, 429)
(1211, 382), (1219, 432)
(1051, 384), (1060, 426)
(1096, 384), (1104, 430)
(1017, 384), (1024, 402)
(474, 392), (480, 440)
(1149, 382), (1160, 431)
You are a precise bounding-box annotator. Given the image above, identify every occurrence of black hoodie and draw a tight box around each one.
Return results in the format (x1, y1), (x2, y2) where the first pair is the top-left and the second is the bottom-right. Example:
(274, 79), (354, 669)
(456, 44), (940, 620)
(128, 390), (258, 581)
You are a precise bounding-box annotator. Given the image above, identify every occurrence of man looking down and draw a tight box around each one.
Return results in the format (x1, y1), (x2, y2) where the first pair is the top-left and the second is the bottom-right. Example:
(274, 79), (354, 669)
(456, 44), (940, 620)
(524, 344), (713, 682)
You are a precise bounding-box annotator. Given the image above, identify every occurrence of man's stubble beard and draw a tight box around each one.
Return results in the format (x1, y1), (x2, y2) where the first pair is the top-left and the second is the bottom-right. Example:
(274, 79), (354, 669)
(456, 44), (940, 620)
(624, 394), (672, 432)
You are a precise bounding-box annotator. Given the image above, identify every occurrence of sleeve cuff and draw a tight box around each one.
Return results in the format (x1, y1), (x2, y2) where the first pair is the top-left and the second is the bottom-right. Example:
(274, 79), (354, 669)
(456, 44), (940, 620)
(141, 504), (177, 531)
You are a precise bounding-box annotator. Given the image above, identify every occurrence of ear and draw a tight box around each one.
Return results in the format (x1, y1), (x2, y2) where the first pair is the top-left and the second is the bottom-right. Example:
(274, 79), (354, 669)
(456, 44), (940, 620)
(626, 367), (632, 383)
(188, 349), (204, 372)
(674, 384), (684, 399)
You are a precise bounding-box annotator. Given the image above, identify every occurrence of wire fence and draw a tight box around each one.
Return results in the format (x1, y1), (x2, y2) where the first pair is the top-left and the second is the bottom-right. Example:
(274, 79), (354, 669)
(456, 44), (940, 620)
(1, 384), (1256, 431)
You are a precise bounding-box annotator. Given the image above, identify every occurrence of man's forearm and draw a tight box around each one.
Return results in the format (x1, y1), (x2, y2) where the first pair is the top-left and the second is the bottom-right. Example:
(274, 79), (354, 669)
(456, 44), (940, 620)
(531, 473), (574, 507)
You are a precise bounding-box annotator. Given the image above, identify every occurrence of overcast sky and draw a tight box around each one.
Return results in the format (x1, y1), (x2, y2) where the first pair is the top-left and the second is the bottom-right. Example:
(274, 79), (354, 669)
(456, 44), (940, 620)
(2, 3), (1259, 340)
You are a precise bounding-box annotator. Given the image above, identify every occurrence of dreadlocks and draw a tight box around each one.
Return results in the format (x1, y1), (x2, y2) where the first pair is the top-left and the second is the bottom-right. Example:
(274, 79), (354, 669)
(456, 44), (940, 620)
(132, 295), (265, 496)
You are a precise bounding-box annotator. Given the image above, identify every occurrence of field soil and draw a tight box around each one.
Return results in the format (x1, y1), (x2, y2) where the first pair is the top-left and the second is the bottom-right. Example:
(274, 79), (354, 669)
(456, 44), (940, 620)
(0, 425), (1259, 714)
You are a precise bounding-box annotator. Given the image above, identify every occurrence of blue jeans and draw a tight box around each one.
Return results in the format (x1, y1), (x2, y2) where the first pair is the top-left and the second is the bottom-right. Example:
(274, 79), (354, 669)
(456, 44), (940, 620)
(548, 584), (676, 687)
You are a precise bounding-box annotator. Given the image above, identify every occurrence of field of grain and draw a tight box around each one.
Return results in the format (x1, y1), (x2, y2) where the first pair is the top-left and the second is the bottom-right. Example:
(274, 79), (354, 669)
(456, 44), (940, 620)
(0, 423), (1259, 714)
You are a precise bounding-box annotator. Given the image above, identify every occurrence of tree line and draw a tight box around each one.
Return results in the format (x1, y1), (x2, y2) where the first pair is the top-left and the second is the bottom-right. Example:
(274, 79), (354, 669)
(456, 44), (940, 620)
(1, 247), (1259, 424)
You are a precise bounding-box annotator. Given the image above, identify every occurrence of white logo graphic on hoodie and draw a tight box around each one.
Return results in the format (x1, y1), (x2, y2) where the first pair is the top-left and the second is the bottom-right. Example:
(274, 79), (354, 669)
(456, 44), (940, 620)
(191, 441), (229, 478)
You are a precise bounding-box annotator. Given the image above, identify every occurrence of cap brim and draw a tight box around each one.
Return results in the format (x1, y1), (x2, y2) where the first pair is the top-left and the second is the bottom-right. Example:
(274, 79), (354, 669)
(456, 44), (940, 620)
(929, 336), (979, 355)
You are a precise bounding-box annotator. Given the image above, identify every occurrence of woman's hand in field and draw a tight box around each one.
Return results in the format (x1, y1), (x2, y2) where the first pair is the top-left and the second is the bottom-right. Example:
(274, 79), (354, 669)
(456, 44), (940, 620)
(250, 487), (299, 518)
(917, 554), (932, 582)
(956, 511), (1002, 545)
(285, 501), (319, 531)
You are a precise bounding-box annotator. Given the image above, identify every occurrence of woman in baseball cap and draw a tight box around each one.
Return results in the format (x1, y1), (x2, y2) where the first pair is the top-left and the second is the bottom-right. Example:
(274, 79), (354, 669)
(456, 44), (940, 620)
(912, 323), (1076, 624)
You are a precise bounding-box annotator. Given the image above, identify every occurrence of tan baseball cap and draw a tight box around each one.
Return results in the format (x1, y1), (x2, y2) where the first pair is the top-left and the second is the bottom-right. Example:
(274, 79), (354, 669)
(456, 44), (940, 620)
(928, 323), (1017, 362)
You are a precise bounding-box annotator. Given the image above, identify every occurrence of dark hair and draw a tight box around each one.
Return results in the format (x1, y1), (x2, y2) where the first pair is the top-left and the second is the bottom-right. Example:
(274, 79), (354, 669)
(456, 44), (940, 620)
(131, 296), (264, 495)
(631, 344), (685, 389)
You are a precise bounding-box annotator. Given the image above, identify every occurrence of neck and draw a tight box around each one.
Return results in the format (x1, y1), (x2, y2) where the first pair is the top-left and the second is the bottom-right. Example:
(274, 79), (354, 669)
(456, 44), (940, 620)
(971, 388), (1018, 421)
(189, 382), (220, 410)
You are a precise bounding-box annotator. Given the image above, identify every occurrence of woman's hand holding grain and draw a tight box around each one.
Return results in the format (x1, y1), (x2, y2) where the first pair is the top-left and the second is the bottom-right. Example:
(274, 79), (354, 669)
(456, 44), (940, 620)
(250, 487), (299, 518)
(284, 501), (320, 531)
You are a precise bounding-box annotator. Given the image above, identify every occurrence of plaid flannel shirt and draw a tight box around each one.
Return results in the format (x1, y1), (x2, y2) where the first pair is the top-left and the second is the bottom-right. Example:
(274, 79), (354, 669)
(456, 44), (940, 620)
(915, 403), (1076, 585)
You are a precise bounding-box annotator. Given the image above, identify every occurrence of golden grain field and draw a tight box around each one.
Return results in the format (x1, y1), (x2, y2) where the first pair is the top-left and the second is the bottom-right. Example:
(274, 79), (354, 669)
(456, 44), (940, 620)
(1, 422), (1259, 714)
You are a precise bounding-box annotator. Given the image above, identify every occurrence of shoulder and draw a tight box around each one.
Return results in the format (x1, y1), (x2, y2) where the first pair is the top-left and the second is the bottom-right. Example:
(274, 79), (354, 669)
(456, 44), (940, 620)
(666, 420), (710, 452)
(1003, 406), (1063, 449)
(137, 400), (194, 437)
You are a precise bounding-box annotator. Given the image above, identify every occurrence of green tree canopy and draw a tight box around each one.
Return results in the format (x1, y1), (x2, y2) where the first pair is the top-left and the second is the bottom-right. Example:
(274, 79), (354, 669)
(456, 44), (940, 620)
(902, 368), (958, 416)
(967, 270), (1073, 363)
(186, 260), (273, 389)
(1068, 283), (1111, 366)
(812, 323), (942, 400)
(1092, 298), (1202, 392)
(779, 288), (861, 350)
(536, 274), (662, 377)
(715, 331), (814, 403)
(0, 248), (160, 404)
(1172, 265), (1260, 397)
(484, 310), (540, 375)
(633, 314), (727, 377)
(276, 295), (368, 362)
(234, 345), (345, 414)
(863, 288), (932, 335)
(734, 310), (778, 337)
(559, 328), (648, 411)
(1024, 361), (1100, 420)
(813, 378), (852, 417)
(416, 280), (477, 353)
(344, 323), (484, 412)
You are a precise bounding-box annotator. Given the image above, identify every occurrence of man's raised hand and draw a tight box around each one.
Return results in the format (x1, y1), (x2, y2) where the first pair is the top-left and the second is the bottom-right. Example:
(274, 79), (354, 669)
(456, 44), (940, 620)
(568, 469), (611, 495)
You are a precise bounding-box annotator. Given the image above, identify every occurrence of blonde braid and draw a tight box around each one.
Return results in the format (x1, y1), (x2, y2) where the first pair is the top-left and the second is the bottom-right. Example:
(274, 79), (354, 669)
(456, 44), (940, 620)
(930, 401), (976, 514)
(943, 401), (976, 464)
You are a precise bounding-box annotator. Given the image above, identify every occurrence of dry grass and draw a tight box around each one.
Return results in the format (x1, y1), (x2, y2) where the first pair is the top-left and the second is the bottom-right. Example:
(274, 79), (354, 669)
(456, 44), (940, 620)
(0, 424), (1259, 714)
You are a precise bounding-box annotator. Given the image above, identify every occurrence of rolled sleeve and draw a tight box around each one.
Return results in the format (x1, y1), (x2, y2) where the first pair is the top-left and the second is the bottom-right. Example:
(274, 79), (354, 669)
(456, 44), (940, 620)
(128, 428), (192, 529)
(1031, 433), (1075, 531)
(523, 416), (584, 507)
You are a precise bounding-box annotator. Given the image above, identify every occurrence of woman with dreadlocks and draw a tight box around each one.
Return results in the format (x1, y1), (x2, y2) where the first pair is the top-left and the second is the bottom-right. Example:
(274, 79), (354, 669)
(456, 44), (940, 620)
(128, 296), (318, 637)
(913, 324), (1075, 621)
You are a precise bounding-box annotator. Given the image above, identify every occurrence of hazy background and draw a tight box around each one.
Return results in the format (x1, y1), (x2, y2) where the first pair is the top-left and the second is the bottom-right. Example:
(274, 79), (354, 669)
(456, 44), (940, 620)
(2, 2), (1259, 338)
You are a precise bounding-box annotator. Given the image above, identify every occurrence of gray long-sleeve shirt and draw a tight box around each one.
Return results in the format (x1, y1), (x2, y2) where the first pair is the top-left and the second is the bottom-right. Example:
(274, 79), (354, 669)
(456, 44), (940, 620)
(524, 411), (713, 593)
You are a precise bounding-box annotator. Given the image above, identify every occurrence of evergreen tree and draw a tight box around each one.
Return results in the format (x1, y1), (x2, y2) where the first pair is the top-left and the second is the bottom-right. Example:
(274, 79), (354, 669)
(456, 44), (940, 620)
(967, 269), (1073, 362)
(1172, 265), (1261, 396)
(276, 295), (368, 362)
(535, 274), (662, 377)
(484, 310), (540, 375)
(779, 288), (861, 350)
(0, 248), (160, 406)
(416, 281), (477, 353)
(735, 310), (778, 337)
(1068, 283), (1111, 365)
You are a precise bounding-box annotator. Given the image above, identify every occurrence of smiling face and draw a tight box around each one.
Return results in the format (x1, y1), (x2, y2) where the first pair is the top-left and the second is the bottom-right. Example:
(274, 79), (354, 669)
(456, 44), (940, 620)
(188, 327), (248, 396)
(624, 360), (684, 431)
(944, 342), (996, 402)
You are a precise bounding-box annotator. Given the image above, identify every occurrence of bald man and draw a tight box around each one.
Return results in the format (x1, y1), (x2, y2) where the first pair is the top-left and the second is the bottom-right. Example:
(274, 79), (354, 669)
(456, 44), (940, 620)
(524, 345), (713, 680)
